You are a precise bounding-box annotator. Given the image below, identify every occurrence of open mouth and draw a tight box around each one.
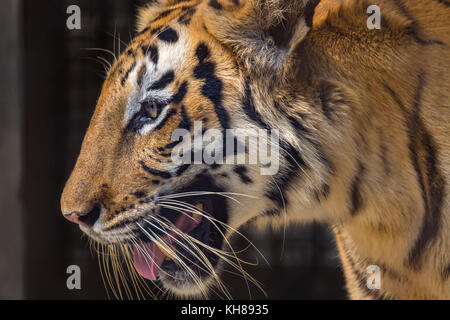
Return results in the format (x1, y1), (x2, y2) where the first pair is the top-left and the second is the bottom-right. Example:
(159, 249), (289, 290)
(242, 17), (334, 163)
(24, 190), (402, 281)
(132, 178), (228, 284)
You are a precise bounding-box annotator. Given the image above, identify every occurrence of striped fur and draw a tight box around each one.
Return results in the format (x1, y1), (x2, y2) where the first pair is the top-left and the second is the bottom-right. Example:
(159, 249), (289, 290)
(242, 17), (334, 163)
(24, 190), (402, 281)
(61, 0), (449, 299)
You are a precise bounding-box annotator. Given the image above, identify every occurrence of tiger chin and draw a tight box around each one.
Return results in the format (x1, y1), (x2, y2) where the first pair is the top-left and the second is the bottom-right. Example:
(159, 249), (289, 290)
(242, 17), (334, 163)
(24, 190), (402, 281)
(61, 0), (450, 300)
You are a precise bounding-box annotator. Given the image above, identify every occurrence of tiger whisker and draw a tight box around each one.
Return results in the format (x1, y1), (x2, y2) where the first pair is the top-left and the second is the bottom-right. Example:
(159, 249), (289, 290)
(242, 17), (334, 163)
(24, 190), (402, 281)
(157, 200), (268, 296)
(148, 216), (234, 300)
(270, 177), (288, 260)
(160, 192), (241, 204)
(80, 47), (116, 61)
(121, 244), (161, 299)
(159, 200), (270, 266)
(127, 226), (182, 280)
(157, 203), (258, 263)
(142, 218), (217, 274)
(156, 202), (259, 298)
(134, 223), (208, 295)
(144, 215), (231, 294)
(154, 215), (266, 296)
(81, 56), (110, 77)
(127, 232), (202, 297)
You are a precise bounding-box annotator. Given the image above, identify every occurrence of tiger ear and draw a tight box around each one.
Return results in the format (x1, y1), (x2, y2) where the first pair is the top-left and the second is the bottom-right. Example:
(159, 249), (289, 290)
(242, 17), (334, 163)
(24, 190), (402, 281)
(204, 0), (319, 81)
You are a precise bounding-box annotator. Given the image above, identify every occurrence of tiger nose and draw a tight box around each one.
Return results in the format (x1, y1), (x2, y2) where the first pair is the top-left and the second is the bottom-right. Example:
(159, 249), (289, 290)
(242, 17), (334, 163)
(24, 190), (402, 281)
(63, 204), (101, 227)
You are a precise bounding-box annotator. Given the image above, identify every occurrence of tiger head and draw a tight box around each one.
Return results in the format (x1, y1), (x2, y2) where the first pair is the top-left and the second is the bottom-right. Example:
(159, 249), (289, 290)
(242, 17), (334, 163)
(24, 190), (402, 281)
(61, 0), (334, 297)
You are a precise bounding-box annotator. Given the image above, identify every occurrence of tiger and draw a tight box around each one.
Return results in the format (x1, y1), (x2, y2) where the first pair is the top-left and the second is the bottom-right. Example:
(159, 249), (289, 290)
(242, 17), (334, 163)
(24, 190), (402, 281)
(61, 0), (450, 299)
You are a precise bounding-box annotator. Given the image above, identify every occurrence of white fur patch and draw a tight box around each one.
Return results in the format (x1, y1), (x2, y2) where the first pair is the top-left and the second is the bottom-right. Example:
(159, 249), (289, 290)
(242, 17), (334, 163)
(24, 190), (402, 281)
(123, 26), (191, 136)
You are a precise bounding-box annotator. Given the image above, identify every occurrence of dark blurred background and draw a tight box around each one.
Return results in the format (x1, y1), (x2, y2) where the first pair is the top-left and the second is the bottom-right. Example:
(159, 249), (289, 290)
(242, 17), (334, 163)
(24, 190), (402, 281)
(0, 0), (346, 300)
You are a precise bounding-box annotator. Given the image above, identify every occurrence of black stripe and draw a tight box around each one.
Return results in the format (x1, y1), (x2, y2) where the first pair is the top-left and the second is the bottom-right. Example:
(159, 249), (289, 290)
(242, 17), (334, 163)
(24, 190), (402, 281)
(384, 84), (428, 263)
(350, 161), (365, 216)
(136, 27), (149, 37)
(157, 27), (179, 43)
(392, 0), (445, 45)
(304, 0), (321, 28)
(208, 0), (222, 10)
(158, 151), (173, 158)
(285, 110), (334, 175)
(211, 163), (221, 170)
(136, 64), (147, 87)
(148, 153), (162, 163)
(265, 141), (307, 206)
(139, 161), (172, 179)
(314, 182), (330, 202)
(171, 81), (188, 104)
(379, 134), (391, 176)
(317, 147), (334, 175)
(443, 264), (450, 280)
(196, 43), (210, 63)
(287, 113), (311, 137)
(242, 80), (271, 130)
(148, 70), (175, 90)
(156, 105), (191, 154)
(263, 208), (281, 216)
(233, 165), (253, 184)
(133, 191), (147, 198)
(152, 9), (175, 23)
(178, 104), (192, 131)
(285, 110), (312, 142)
(175, 164), (191, 176)
(435, 0), (450, 7)
(385, 76), (445, 268)
(383, 83), (407, 113)
(158, 140), (180, 152)
(318, 81), (340, 123)
(148, 46), (159, 65)
(125, 48), (135, 57)
(120, 62), (136, 86)
(407, 74), (445, 268)
(156, 105), (192, 158)
(154, 108), (177, 131)
(150, 27), (162, 36)
(194, 43), (230, 130)
(178, 7), (197, 25)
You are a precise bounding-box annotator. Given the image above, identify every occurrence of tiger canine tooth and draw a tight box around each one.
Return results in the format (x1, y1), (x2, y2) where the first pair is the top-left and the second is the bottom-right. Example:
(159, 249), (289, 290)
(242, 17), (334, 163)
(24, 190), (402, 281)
(158, 243), (176, 260)
(193, 202), (203, 220)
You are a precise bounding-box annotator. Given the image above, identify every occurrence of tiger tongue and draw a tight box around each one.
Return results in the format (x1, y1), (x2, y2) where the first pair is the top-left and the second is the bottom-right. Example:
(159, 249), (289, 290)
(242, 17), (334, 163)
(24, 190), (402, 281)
(133, 242), (165, 281)
(133, 211), (204, 280)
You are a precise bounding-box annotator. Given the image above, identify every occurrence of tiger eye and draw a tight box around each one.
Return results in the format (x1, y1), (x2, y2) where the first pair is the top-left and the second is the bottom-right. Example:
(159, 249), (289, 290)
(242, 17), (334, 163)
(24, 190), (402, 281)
(148, 102), (158, 119)
(141, 101), (158, 119)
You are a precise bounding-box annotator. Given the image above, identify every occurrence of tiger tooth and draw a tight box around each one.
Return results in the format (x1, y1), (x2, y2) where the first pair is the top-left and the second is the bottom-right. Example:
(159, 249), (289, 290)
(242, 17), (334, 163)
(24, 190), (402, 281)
(193, 202), (203, 220)
(158, 243), (176, 260)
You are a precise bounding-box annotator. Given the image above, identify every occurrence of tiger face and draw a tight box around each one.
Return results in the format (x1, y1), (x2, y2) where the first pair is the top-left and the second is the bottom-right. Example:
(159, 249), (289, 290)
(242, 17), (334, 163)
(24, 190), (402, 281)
(61, 0), (316, 297)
